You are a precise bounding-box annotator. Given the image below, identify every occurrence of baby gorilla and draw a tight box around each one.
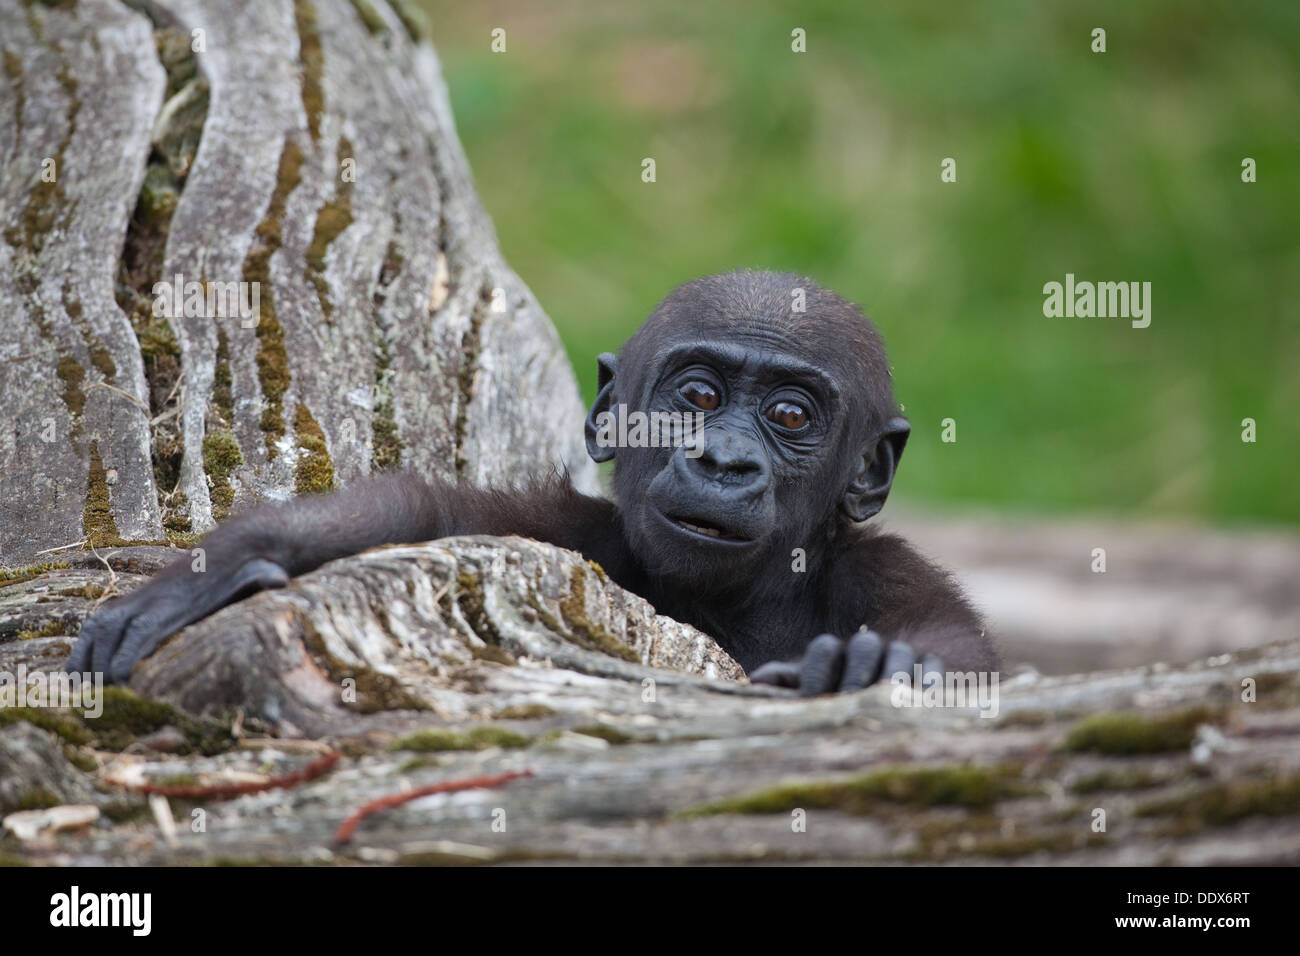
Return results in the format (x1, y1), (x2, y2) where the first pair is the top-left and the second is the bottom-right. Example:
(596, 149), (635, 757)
(69, 270), (998, 693)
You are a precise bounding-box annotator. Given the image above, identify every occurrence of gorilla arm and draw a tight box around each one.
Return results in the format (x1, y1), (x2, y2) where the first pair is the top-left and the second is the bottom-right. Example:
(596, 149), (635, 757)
(66, 472), (621, 683)
(750, 532), (998, 696)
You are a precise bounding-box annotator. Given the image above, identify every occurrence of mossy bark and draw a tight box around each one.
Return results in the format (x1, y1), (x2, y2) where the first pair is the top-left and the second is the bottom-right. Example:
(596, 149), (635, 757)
(0, 0), (594, 569)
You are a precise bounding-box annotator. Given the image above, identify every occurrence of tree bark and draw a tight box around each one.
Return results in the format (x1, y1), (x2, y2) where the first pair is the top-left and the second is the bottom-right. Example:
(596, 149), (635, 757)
(0, 0), (594, 568)
(3, 546), (1298, 863)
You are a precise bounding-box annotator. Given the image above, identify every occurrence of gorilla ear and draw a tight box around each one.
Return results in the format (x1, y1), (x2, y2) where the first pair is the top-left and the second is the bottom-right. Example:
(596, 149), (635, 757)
(841, 416), (910, 521)
(584, 352), (620, 463)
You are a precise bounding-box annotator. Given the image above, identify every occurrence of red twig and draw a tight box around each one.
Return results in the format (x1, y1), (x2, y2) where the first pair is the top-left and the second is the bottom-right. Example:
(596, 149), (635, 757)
(334, 769), (534, 845)
(132, 750), (342, 799)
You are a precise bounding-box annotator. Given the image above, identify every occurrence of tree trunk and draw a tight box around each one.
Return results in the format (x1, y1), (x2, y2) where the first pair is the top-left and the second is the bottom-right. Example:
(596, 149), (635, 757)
(0, 0), (594, 568)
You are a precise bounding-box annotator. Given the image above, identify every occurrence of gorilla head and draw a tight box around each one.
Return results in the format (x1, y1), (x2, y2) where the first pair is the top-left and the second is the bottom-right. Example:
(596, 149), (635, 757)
(585, 270), (910, 589)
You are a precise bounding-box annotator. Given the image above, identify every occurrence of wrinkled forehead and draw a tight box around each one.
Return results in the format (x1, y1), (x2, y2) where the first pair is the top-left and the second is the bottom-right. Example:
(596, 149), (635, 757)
(644, 334), (842, 396)
(624, 288), (885, 389)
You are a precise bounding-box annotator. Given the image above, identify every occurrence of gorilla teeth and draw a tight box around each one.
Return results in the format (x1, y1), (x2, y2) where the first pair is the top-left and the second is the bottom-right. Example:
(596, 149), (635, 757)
(680, 520), (723, 538)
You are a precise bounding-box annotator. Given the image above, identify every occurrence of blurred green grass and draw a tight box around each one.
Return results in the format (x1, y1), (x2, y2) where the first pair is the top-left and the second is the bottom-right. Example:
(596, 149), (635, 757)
(421, 0), (1300, 524)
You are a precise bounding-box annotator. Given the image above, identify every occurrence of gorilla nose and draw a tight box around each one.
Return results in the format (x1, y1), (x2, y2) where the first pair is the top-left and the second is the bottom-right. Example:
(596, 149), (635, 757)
(685, 435), (770, 493)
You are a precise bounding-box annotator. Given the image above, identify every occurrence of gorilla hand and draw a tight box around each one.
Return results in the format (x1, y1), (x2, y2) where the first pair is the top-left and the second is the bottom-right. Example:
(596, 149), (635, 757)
(749, 629), (943, 697)
(65, 555), (289, 684)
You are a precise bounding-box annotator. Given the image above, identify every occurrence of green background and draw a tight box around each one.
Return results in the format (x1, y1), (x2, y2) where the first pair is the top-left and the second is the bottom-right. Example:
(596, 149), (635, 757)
(422, 0), (1299, 524)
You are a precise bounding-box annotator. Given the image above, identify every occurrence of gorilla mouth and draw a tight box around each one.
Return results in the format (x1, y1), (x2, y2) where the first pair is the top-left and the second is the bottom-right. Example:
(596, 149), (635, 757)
(668, 513), (751, 543)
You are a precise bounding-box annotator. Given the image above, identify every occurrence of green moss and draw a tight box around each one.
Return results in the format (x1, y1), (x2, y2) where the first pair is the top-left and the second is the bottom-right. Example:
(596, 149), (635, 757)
(1062, 707), (1219, 756)
(0, 688), (227, 754)
(909, 811), (1002, 853)
(202, 429), (243, 520)
(348, 0), (388, 35)
(201, 429), (241, 475)
(492, 703), (557, 720)
(390, 726), (530, 753)
(1069, 768), (1168, 794)
(4, 788), (60, 813)
(471, 643), (516, 665)
(88, 687), (232, 754)
(82, 441), (122, 547)
(293, 0), (324, 142)
(137, 162), (179, 224)
(396, 756), (443, 773)
(54, 584), (108, 601)
(56, 355), (85, 420)
(572, 724), (635, 745)
(58, 291), (116, 387)
(0, 562), (68, 588)
(3, 61), (76, 255)
(388, 0), (429, 42)
(245, 141), (303, 457)
(306, 137), (355, 321)
(293, 403), (335, 494)
(299, 618), (430, 713)
(0, 707), (92, 746)
(135, 313), (179, 362)
(454, 569), (510, 657)
(371, 335), (404, 471)
(379, 236), (404, 289)
(1137, 772), (1300, 829)
(89, 345), (116, 380)
(213, 327), (233, 422)
(100, 800), (150, 824)
(556, 567), (638, 662)
(63, 746), (98, 774)
(452, 294), (489, 474)
(162, 489), (191, 535)
(683, 763), (1032, 817)
(15, 620), (65, 640)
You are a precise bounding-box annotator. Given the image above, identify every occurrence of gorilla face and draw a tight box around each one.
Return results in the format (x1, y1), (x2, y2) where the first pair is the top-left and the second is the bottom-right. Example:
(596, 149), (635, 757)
(618, 336), (838, 584)
(586, 276), (910, 593)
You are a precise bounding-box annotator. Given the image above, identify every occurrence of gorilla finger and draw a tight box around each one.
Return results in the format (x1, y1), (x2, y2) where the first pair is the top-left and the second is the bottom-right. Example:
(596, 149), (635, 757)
(749, 660), (803, 688)
(65, 623), (96, 673)
(229, 557), (291, 596)
(110, 603), (188, 685)
(839, 628), (885, 691)
(86, 608), (133, 678)
(919, 653), (944, 688)
(881, 640), (916, 687)
(799, 633), (845, 697)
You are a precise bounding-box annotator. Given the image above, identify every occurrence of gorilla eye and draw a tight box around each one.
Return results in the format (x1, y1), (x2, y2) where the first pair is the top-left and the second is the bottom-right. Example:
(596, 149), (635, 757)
(766, 401), (808, 430)
(680, 381), (720, 411)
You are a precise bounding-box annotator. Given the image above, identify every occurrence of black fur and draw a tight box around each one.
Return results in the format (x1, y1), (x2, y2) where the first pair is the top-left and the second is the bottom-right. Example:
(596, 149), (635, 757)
(68, 270), (998, 691)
